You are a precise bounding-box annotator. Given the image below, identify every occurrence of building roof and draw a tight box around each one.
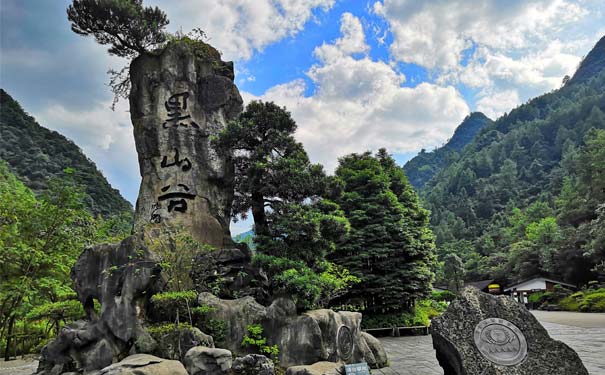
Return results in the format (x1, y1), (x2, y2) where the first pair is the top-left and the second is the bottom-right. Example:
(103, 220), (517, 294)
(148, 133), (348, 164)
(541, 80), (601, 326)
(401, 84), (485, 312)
(504, 277), (576, 292)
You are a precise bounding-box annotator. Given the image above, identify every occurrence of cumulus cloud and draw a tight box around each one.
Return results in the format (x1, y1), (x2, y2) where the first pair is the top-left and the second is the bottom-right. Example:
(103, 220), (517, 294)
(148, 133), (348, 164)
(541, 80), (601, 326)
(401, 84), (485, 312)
(147, 0), (335, 61)
(373, 0), (602, 117)
(373, 0), (586, 70)
(245, 13), (469, 171)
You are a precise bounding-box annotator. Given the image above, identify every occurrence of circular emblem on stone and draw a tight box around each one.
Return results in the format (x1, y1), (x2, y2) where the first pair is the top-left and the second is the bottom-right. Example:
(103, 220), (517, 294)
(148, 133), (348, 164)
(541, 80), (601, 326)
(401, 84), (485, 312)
(336, 325), (354, 360)
(473, 318), (527, 366)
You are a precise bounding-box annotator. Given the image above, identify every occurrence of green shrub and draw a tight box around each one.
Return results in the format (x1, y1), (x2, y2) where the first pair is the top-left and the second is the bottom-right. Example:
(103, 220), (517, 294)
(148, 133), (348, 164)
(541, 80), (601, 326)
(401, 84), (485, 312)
(431, 290), (456, 302)
(150, 290), (197, 323)
(559, 296), (580, 311)
(579, 290), (605, 312)
(253, 254), (359, 310)
(361, 299), (443, 329)
(241, 324), (279, 362)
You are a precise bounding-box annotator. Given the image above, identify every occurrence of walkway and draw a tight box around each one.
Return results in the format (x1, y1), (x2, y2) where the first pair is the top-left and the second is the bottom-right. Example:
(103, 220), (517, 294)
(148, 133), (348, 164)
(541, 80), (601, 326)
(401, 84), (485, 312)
(373, 311), (605, 375)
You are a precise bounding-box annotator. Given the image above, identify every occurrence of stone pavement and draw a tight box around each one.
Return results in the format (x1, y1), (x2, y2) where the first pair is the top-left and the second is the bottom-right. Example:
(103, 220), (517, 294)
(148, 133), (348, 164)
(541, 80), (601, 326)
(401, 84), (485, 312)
(373, 311), (605, 375)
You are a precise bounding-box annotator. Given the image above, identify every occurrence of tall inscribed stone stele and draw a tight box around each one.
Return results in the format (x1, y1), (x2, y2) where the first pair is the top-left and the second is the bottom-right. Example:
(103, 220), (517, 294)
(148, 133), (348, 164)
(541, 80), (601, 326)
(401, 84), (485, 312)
(129, 41), (243, 247)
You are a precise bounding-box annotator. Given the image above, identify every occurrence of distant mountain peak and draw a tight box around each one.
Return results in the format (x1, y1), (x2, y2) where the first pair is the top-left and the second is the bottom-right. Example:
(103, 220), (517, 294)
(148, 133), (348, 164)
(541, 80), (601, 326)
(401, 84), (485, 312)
(447, 112), (492, 152)
(403, 112), (493, 190)
(569, 34), (605, 85)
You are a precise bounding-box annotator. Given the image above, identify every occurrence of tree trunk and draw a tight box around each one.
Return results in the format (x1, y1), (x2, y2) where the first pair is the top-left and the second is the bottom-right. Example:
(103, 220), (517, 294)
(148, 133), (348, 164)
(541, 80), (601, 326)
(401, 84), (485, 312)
(251, 192), (269, 237)
(4, 315), (15, 361)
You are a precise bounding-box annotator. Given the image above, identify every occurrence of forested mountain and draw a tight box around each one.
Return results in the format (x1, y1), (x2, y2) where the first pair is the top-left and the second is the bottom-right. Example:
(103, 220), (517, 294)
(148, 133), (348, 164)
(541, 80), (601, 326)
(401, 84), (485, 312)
(404, 112), (492, 189)
(423, 35), (605, 287)
(0, 89), (132, 217)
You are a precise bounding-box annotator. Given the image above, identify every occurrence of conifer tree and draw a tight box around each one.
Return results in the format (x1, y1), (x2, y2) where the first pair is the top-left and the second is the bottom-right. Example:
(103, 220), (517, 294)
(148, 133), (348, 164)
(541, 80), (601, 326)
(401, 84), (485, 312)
(330, 150), (435, 314)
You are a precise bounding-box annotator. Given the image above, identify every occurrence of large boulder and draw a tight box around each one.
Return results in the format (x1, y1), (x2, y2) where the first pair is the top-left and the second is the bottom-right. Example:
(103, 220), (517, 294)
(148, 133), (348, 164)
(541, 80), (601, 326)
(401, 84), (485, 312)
(198, 293), (387, 368)
(232, 354), (275, 375)
(190, 246), (269, 302)
(197, 292), (267, 350)
(183, 346), (233, 375)
(97, 354), (188, 375)
(37, 235), (161, 373)
(130, 40), (243, 248)
(359, 332), (388, 369)
(152, 326), (214, 361)
(431, 287), (588, 375)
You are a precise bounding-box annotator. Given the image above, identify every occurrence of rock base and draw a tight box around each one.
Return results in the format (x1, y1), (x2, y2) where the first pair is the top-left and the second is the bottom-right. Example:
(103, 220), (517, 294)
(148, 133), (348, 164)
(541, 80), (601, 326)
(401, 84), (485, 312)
(431, 287), (588, 375)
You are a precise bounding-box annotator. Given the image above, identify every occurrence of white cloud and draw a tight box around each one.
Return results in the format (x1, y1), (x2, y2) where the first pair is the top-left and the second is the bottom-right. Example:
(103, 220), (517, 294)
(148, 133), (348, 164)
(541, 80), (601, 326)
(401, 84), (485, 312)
(147, 0), (335, 61)
(373, 0), (603, 117)
(373, 0), (587, 70)
(476, 89), (521, 119)
(244, 13), (469, 171)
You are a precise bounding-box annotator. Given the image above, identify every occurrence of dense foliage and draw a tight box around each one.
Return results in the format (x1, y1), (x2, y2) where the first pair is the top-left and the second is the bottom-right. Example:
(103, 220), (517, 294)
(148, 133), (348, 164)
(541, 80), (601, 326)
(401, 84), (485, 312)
(216, 101), (358, 310)
(330, 150), (436, 315)
(67, 0), (169, 58)
(404, 112), (492, 189)
(0, 89), (132, 218)
(424, 50), (605, 287)
(0, 163), (130, 357)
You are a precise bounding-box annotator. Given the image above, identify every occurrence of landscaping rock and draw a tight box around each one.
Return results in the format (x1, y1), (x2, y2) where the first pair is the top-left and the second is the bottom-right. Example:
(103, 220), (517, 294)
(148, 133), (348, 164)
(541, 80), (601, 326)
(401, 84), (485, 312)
(198, 292), (267, 352)
(190, 246), (270, 302)
(37, 235), (161, 373)
(431, 286), (589, 374)
(199, 293), (388, 369)
(154, 326), (214, 361)
(130, 41), (242, 248)
(285, 361), (344, 375)
(359, 332), (388, 368)
(183, 346), (233, 375)
(232, 354), (275, 375)
(97, 354), (188, 375)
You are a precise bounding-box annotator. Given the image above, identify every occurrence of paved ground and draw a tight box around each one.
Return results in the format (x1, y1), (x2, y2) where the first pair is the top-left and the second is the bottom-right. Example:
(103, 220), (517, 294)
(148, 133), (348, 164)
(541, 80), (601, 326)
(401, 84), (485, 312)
(2, 311), (604, 375)
(373, 311), (605, 375)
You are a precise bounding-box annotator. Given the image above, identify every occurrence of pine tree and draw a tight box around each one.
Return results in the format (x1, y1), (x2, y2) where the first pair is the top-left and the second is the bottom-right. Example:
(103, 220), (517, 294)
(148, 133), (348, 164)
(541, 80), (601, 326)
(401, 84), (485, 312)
(330, 151), (435, 314)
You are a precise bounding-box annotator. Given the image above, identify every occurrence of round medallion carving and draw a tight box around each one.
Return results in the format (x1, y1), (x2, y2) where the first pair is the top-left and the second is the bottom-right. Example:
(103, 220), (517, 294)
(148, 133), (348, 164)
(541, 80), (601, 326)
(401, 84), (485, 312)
(337, 325), (354, 360)
(474, 318), (527, 366)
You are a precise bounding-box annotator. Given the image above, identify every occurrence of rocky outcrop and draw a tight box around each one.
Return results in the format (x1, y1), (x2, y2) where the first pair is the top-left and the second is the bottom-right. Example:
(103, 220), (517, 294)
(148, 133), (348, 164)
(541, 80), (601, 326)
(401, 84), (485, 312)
(130, 41), (243, 248)
(152, 326), (214, 361)
(360, 332), (388, 369)
(232, 354), (275, 375)
(183, 346), (233, 375)
(97, 354), (188, 375)
(197, 292), (268, 352)
(285, 361), (344, 375)
(190, 245), (269, 302)
(37, 235), (161, 374)
(198, 294), (387, 368)
(431, 287), (588, 375)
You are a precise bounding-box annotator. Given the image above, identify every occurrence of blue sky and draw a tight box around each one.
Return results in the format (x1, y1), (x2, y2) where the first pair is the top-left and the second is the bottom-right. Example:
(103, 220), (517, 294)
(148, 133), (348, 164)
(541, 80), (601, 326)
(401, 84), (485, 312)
(1, 0), (604, 234)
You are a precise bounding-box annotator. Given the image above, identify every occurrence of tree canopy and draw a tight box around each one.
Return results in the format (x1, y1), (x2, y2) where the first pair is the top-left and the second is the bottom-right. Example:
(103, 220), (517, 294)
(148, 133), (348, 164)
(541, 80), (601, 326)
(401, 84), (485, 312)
(67, 0), (169, 58)
(330, 150), (436, 314)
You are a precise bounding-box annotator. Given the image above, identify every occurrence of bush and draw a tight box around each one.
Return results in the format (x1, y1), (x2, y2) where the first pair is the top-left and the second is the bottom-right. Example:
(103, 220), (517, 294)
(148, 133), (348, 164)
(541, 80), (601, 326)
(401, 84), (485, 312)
(150, 290), (197, 323)
(253, 254), (359, 311)
(241, 324), (279, 362)
(579, 289), (605, 312)
(431, 290), (456, 302)
(361, 299), (446, 329)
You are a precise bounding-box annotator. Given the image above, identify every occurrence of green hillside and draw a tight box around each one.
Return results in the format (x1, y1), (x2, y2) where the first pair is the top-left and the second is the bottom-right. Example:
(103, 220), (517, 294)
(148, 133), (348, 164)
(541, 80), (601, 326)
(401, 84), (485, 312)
(404, 112), (492, 190)
(423, 35), (605, 287)
(0, 89), (132, 217)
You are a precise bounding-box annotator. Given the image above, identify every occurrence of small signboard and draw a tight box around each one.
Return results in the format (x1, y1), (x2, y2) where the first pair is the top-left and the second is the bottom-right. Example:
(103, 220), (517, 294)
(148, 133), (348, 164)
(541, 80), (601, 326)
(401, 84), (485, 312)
(344, 362), (371, 375)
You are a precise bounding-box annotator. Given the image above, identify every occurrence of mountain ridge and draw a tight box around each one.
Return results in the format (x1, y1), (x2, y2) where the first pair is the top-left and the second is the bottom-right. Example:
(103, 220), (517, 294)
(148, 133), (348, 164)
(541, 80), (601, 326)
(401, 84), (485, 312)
(403, 112), (493, 190)
(0, 89), (132, 217)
